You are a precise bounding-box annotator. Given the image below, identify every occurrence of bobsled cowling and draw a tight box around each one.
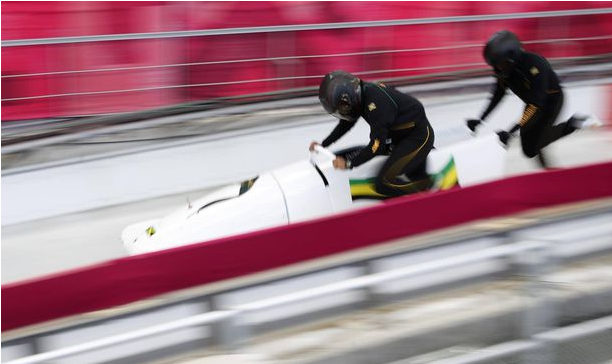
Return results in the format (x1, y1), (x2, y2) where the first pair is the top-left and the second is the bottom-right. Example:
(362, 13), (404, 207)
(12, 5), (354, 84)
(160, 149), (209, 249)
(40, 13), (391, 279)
(122, 134), (505, 255)
(123, 146), (353, 255)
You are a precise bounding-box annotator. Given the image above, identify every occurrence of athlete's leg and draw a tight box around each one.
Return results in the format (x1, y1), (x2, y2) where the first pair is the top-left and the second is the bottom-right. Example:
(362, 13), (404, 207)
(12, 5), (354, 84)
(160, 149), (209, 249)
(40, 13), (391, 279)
(521, 93), (573, 167)
(374, 124), (435, 197)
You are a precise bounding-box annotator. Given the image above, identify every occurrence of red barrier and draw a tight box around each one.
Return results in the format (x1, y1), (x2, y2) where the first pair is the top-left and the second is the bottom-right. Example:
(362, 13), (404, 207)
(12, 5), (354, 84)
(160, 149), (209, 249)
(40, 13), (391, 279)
(3, 161), (612, 332)
(607, 85), (612, 128)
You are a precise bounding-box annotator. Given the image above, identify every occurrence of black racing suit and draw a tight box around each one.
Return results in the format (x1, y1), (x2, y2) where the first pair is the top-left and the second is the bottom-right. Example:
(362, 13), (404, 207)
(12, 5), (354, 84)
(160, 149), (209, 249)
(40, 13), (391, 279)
(322, 82), (435, 197)
(480, 51), (576, 162)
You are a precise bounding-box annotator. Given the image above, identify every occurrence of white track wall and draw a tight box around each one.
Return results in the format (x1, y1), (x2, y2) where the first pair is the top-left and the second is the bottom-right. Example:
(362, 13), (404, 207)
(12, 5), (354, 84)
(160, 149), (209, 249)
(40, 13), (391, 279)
(2, 83), (609, 226)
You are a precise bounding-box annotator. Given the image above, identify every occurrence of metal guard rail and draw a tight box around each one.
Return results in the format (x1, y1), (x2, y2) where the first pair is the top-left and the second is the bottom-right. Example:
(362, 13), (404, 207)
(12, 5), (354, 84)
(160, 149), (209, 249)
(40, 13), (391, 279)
(427, 315), (612, 364)
(3, 8), (612, 47)
(4, 209), (612, 364)
(2, 59), (611, 153)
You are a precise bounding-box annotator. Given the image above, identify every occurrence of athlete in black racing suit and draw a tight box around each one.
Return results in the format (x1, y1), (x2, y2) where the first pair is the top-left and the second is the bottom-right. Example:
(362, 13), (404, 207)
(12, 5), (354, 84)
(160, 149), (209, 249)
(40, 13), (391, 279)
(467, 30), (592, 168)
(311, 71), (435, 197)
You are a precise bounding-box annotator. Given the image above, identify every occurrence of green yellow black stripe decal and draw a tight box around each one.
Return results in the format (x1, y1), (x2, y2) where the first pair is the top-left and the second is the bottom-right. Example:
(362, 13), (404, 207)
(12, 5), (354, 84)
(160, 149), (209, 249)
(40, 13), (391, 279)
(349, 156), (459, 199)
(432, 157), (459, 190)
(349, 178), (387, 199)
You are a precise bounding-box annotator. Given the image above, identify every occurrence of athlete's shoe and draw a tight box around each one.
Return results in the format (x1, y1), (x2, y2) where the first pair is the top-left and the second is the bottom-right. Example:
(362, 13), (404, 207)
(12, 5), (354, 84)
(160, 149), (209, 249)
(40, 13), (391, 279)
(569, 114), (604, 129)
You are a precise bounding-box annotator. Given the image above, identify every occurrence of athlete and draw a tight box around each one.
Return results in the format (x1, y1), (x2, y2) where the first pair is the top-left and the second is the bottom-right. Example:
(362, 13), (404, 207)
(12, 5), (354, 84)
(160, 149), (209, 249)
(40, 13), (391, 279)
(467, 30), (601, 168)
(310, 70), (435, 198)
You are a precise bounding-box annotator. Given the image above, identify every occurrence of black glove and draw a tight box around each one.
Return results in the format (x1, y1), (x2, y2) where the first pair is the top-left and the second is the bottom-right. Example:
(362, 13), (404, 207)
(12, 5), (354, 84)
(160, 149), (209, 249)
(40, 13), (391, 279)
(466, 118), (482, 132)
(496, 130), (512, 146)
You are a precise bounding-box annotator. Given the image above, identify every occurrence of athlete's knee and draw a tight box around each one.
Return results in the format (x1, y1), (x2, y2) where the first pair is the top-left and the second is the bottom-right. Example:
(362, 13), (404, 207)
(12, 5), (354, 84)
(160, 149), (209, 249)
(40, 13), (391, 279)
(374, 177), (390, 195)
(375, 176), (403, 197)
(521, 144), (540, 158)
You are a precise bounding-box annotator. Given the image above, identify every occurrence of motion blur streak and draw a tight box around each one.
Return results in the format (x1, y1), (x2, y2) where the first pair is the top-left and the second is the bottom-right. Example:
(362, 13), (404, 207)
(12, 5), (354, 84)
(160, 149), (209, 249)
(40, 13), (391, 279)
(2, 2), (612, 120)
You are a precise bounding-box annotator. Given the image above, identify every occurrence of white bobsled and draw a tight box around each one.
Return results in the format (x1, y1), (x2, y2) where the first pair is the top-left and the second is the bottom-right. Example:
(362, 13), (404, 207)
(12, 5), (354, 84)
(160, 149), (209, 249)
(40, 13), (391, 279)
(122, 133), (506, 255)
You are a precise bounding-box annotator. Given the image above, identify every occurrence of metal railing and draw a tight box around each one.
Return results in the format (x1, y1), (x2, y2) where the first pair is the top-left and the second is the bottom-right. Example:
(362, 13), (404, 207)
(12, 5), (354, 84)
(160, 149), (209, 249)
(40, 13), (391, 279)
(3, 8), (612, 47)
(2, 311), (237, 364)
(3, 204), (612, 364)
(424, 315), (612, 364)
(2, 35), (611, 103)
(2, 7), (612, 111)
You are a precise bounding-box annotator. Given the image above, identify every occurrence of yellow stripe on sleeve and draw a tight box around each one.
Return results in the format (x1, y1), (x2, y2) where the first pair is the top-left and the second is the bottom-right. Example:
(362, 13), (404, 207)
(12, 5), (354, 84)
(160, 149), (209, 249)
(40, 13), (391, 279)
(371, 139), (380, 153)
(520, 104), (538, 127)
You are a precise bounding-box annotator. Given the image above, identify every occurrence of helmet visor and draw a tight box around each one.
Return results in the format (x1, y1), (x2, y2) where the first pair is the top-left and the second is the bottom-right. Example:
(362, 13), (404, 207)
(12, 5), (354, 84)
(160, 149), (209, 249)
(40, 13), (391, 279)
(331, 99), (356, 121)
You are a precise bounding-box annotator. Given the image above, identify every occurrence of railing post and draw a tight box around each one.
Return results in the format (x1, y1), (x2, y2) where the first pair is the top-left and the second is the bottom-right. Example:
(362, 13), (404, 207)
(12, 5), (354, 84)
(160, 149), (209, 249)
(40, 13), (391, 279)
(358, 260), (384, 309)
(209, 295), (250, 352)
(215, 310), (248, 352)
(513, 240), (558, 364)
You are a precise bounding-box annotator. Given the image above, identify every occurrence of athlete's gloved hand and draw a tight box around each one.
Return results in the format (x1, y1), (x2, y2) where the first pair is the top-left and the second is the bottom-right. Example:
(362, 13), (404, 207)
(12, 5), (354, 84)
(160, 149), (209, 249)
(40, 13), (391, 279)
(496, 130), (512, 146)
(466, 118), (482, 132)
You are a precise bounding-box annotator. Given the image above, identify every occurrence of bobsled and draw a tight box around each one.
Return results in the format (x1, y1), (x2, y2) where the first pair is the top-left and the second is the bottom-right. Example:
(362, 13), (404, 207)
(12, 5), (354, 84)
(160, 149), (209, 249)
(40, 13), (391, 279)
(122, 134), (506, 255)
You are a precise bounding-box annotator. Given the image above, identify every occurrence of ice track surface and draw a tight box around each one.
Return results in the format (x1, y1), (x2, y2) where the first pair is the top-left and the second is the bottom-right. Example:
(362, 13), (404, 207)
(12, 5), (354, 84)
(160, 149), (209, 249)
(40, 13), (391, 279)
(3, 126), (611, 284)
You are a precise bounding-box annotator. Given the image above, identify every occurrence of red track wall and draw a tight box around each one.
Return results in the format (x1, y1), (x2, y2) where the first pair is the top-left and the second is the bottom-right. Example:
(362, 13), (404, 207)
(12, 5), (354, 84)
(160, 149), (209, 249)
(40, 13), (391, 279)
(3, 161), (612, 332)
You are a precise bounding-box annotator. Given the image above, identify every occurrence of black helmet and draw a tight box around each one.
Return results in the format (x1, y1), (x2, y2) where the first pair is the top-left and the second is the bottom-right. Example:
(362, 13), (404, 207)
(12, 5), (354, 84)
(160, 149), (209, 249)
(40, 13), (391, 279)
(483, 30), (522, 73)
(319, 70), (362, 121)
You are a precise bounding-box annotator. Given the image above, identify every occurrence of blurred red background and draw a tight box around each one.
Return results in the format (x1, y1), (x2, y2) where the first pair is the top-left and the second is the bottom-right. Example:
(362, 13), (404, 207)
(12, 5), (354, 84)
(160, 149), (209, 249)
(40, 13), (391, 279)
(2, 1), (611, 120)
